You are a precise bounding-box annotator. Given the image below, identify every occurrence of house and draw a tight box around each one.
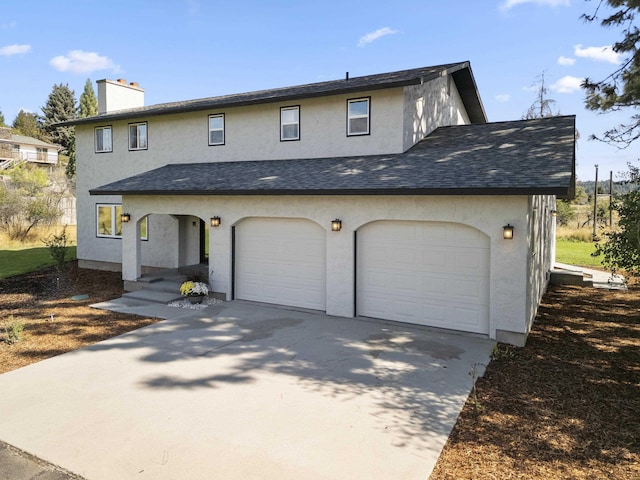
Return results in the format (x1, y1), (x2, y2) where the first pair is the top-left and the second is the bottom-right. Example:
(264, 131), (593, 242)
(0, 127), (61, 171)
(64, 62), (575, 346)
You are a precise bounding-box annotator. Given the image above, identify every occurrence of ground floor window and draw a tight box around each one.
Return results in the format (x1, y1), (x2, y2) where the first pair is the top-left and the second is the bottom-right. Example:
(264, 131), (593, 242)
(96, 204), (148, 240)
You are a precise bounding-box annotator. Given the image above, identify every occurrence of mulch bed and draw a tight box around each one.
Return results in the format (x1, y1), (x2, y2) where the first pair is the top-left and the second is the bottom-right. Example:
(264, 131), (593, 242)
(0, 262), (159, 374)
(430, 285), (640, 479)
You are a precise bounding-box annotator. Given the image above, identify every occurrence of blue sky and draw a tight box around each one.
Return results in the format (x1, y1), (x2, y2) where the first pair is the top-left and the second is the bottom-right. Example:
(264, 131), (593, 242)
(0, 0), (636, 181)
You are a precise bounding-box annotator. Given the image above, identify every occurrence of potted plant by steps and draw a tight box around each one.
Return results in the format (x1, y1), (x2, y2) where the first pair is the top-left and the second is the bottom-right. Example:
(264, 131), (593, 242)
(179, 281), (209, 304)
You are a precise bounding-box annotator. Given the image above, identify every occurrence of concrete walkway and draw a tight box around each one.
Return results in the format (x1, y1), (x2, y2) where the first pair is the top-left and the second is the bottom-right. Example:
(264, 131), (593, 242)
(0, 300), (494, 480)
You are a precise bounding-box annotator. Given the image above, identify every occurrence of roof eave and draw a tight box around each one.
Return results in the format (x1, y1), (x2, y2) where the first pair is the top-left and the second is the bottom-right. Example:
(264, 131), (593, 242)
(90, 187), (571, 197)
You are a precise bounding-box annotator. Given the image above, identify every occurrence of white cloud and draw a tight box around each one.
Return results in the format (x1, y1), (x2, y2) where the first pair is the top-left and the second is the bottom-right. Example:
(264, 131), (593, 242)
(557, 56), (576, 66)
(500, 0), (570, 11)
(358, 27), (399, 47)
(49, 50), (120, 74)
(1, 20), (17, 29)
(0, 44), (31, 56)
(574, 44), (620, 64)
(550, 75), (583, 93)
(495, 94), (511, 103)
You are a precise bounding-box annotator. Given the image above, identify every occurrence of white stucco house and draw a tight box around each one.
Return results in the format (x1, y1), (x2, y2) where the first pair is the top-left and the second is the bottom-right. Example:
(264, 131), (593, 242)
(0, 127), (61, 171)
(64, 62), (575, 346)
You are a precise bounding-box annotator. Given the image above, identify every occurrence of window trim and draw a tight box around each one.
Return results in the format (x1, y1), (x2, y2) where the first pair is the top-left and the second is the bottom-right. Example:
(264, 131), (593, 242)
(96, 203), (123, 239)
(346, 97), (371, 136)
(94, 125), (113, 153)
(280, 105), (300, 142)
(208, 113), (225, 146)
(128, 122), (148, 151)
(96, 203), (148, 240)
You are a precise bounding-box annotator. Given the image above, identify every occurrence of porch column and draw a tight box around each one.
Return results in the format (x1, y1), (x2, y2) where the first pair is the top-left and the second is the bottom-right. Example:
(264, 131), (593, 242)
(210, 223), (232, 300)
(122, 216), (141, 281)
(325, 225), (355, 318)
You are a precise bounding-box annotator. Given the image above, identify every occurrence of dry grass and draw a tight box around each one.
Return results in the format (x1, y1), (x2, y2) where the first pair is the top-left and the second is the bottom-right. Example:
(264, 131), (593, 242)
(0, 224), (77, 250)
(430, 285), (640, 479)
(0, 262), (158, 374)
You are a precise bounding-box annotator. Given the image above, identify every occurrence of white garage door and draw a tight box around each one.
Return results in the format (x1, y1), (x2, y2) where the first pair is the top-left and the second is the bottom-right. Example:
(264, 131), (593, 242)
(357, 221), (490, 334)
(236, 218), (326, 311)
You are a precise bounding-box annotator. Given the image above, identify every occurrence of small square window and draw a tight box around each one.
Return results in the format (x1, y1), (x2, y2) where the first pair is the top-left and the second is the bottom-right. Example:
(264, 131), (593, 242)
(95, 126), (112, 153)
(280, 106), (300, 141)
(347, 98), (370, 136)
(129, 122), (147, 150)
(208, 114), (225, 146)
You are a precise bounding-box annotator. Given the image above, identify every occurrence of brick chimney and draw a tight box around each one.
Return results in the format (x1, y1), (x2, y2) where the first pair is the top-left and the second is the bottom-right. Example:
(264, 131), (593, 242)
(96, 79), (144, 114)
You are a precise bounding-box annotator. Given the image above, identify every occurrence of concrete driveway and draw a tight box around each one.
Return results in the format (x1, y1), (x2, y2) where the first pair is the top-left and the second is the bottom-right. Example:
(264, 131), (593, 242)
(0, 301), (494, 480)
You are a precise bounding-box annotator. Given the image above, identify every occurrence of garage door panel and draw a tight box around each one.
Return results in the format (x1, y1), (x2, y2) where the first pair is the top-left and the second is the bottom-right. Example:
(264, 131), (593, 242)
(236, 218), (326, 311)
(358, 221), (489, 334)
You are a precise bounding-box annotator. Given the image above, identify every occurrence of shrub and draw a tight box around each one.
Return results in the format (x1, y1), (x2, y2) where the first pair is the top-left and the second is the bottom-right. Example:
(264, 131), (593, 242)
(2, 316), (25, 345)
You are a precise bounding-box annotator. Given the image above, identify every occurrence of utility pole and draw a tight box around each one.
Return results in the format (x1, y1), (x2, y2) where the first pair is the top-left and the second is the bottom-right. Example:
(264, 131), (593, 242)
(609, 170), (613, 227)
(593, 164), (598, 240)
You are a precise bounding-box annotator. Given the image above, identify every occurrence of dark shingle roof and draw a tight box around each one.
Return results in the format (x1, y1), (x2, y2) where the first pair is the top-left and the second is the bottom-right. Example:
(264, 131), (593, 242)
(90, 115), (576, 197)
(63, 62), (486, 126)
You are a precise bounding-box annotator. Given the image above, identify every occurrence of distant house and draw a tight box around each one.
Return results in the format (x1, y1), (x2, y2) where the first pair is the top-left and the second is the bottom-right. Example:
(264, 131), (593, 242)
(62, 63), (576, 346)
(0, 127), (61, 171)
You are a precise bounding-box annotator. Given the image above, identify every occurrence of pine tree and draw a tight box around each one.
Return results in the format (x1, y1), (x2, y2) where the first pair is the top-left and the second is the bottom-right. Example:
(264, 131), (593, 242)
(582, 1), (640, 146)
(523, 72), (558, 119)
(0, 108), (5, 127)
(41, 83), (76, 152)
(12, 110), (42, 139)
(78, 79), (98, 118)
(41, 83), (76, 177)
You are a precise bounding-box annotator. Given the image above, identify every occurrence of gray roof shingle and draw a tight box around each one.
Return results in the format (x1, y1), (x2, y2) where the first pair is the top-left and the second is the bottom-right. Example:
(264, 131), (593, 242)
(62, 62), (486, 126)
(90, 115), (576, 197)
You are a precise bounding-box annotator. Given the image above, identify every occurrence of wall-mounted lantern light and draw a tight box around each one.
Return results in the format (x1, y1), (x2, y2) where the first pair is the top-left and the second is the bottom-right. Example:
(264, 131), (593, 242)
(121, 213), (131, 223)
(503, 223), (514, 240)
(331, 219), (342, 232)
(210, 216), (221, 227)
(551, 209), (558, 217)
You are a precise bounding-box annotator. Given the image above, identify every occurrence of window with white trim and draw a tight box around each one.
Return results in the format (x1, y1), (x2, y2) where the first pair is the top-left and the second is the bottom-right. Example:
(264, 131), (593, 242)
(96, 204), (148, 240)
(95, 126), (112, 153)
(208, 114), (225, 146)
(128, 122), (147, 150)
(280, 106), (300, 141)
(347, 98), (370, 136)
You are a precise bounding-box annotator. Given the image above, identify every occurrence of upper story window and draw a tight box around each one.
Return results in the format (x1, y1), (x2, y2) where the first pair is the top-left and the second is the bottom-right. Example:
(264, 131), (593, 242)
(128, 122), (147, 151)
(208, 114), (225, 146)
(95, 126), (112, 153)
(280, 106), (300, 141)
(347, 98), (370, 136)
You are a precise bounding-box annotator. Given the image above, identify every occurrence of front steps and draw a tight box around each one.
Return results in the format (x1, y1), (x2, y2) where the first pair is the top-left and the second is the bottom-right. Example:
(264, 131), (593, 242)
(123, 265), (209, 304)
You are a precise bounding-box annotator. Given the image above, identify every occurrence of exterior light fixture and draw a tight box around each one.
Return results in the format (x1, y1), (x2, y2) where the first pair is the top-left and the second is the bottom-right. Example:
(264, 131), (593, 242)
(210, 216), (221, 227)
(331, 219), (342, 232)
(121, 213), (131, 223)
(503, 224), (514, 240)
(551, 210), (558, 217)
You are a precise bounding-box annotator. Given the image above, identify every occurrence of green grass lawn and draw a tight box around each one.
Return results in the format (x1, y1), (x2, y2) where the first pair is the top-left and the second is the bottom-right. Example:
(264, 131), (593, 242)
(556, 239), (603, 268)
(0, 246), (77, 279)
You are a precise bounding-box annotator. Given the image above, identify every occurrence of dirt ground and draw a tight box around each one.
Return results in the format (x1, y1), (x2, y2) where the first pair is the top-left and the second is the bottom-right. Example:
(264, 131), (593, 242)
(0, 262), (159, 374)
(430, 284), (640, 479)
(1, 265), (638, 479)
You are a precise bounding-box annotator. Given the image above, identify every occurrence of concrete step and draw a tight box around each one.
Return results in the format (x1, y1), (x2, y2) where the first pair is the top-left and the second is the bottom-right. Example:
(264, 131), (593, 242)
(122, 289), (183, 304)
(142, 279), (183, 294)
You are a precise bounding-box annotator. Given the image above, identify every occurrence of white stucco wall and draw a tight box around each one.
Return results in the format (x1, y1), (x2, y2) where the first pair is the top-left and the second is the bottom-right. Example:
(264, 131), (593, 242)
(76, 86), (411, 268)
(120, 194), (532, 341)
(402, 75), (471, 151)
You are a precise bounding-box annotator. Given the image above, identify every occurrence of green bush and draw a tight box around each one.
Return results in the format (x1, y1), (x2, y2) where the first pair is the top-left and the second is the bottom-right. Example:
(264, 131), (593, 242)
(2, 316), (25, 345)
